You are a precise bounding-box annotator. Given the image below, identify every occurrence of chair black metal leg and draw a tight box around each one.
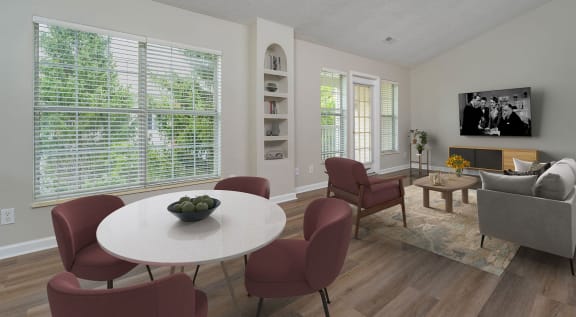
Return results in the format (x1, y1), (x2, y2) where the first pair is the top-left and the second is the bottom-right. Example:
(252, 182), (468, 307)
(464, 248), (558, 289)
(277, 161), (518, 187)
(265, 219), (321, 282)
(107, 280), (113, 289)
(193, 265), (200, 285)
(146, 265), (154, 281)
(323, 287), (331, 304)
(256, 298), (264, 317)
(570, 258), (575, 276)
(244, 254), (248, 268)
(319, 289), (330, 317)
(480, 234), (485, 248)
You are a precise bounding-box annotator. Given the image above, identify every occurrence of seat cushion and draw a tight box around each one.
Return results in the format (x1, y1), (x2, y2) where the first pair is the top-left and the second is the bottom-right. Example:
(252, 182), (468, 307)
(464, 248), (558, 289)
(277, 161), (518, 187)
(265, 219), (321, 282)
(362, 178), (401, 208)
(71, 243), (136, 281)
(245, 239), (313, 298)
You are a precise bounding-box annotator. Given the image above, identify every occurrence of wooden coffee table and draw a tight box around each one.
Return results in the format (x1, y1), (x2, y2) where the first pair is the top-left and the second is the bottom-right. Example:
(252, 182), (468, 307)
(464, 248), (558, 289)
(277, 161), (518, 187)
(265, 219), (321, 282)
(413, 175), (478, 212)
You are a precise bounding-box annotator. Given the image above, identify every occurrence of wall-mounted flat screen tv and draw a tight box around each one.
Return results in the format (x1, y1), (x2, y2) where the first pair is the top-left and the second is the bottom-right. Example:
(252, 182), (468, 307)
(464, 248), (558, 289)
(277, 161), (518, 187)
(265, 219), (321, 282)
(459, 87), (531, 136)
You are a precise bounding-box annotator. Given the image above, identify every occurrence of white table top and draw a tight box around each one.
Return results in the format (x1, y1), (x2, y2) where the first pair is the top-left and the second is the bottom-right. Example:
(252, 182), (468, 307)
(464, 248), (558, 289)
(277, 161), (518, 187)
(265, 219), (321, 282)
(96, 190), (286, 266)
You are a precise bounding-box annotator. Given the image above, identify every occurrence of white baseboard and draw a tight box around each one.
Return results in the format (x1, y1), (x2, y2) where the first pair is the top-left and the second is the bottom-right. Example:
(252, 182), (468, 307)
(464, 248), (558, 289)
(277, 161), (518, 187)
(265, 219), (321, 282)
(0, 236), (56, 261)
(270, 192), (298, 204)
(296, 181), (327, 194)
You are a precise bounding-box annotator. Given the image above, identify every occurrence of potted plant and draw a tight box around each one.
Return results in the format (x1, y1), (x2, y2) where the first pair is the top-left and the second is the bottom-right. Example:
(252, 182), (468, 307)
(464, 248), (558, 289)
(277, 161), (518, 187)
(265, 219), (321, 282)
(410, 129), (428, 154)
(445, 154), (471, 177)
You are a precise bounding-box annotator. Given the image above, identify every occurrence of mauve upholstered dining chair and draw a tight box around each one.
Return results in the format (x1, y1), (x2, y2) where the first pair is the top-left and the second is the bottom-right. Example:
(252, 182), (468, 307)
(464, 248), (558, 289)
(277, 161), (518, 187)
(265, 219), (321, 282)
(190, 176), (271, 284)
(245, 197), (353, 317)
(51, 194), (153, 289)
(325, 157), (406, 239)
(47, 272), (207, 317)
(214, 176), (270, 199)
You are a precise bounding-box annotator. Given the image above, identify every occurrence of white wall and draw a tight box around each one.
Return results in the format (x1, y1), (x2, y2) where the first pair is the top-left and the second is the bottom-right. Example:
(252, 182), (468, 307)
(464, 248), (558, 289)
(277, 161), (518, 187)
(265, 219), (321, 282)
(0, 0), (251, 247)
(294, 40), (411, 188)
(410, 0), (576, 166)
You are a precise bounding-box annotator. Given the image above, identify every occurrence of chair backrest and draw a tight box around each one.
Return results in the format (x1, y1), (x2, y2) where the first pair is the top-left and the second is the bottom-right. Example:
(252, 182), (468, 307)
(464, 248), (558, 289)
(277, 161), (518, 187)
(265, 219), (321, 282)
(51, 195), (124, 271)
(47, 272), (200, 317)
(325, 157), (369, 194)
(303, 198), (353, 290)
(214, 176), (270, 199)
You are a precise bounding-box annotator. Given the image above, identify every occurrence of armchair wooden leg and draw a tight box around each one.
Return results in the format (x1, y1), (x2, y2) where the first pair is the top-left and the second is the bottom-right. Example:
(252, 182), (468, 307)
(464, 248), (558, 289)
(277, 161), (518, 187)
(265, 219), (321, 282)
(570, 258), (575, 276)
(480, 235), (485, 248)
(354, 211), (361, 239)
(401, 201), (407, 227)
(256, 298), (264, 317)
(324, 287), (331, 304)
(107, 280), (113, 289)
(319, 289), (331, 317)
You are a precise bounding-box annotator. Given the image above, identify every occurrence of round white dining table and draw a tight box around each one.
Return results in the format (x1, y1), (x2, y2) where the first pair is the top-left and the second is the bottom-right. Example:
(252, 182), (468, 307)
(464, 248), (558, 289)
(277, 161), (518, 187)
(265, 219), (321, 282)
(97, 190), (286, 266)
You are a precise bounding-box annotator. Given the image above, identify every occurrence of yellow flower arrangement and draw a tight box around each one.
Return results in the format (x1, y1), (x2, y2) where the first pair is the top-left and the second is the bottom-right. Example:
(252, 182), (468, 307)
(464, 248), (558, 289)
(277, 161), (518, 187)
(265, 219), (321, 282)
(445, 154), (471, 176)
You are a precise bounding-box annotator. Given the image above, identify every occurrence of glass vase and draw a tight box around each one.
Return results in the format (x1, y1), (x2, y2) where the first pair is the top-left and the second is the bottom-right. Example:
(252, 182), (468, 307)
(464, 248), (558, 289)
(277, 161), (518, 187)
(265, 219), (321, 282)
(455, 168), (463, 177)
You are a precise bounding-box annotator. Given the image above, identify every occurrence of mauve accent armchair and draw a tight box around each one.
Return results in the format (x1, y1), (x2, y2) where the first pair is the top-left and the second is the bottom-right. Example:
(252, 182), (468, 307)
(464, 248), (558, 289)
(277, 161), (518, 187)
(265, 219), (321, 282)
(245, 198), (353, 317)
(325, 157), (406, 239)
(47, 272), (207, 317)
(51, 194), (153, 289)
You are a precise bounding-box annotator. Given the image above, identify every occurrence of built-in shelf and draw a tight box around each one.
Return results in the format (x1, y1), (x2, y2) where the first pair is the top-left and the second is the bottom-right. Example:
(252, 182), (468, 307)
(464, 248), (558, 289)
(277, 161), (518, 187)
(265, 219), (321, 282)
(264, 136), (288, 142)
(264, 114), (288, 119)
(264, 92), (288, 99)
(264, 69), (288, 77)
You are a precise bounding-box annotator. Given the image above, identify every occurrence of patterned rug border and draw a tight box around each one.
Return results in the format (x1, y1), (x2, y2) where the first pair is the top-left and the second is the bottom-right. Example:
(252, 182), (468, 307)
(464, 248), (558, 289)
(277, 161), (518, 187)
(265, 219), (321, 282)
(361, 185), (518, 276)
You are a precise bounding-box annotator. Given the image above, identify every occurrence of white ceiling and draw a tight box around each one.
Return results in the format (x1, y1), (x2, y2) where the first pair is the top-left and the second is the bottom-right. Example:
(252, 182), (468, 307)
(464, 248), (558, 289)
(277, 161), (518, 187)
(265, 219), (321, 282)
(155, 0), (551, 67)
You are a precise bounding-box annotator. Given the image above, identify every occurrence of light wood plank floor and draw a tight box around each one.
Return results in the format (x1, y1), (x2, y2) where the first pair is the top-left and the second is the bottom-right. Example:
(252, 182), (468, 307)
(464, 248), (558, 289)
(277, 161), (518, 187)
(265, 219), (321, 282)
(1, 173), (576, 316)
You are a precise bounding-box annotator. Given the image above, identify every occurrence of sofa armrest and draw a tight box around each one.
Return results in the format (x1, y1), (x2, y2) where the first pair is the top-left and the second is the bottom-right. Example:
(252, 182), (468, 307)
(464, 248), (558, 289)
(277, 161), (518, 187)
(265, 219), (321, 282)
(477, 189), (576, 258)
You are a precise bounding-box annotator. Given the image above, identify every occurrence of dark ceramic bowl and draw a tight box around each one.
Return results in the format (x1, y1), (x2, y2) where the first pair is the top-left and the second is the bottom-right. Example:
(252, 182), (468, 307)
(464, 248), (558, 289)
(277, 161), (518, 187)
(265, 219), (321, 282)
(167, 199), (221, 222)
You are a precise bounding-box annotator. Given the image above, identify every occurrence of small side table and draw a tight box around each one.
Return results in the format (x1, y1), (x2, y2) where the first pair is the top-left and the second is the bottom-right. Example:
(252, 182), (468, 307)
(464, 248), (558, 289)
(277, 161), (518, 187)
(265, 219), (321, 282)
(408, 146), (429, 180)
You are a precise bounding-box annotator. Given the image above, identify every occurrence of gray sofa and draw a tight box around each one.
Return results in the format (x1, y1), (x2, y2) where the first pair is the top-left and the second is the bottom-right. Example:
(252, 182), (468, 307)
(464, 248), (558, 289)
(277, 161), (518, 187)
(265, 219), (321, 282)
(477, 158), (576, 275)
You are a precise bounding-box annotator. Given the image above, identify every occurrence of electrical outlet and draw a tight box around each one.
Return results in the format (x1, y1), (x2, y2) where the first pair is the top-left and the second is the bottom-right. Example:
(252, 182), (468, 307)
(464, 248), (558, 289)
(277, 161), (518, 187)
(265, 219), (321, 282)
(1, 208), (15, 225)
(295, 168), (300, 176)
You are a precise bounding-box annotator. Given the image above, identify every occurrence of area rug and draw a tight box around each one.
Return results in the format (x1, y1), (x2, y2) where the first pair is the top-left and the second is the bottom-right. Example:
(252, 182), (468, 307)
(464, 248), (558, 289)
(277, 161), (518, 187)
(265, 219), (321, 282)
(360, 185), (518, 276)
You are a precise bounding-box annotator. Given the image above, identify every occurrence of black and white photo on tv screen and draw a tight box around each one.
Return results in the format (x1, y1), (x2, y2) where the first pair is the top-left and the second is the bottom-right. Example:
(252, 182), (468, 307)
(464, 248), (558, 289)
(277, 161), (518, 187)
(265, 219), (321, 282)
(459, 87), (531, 136)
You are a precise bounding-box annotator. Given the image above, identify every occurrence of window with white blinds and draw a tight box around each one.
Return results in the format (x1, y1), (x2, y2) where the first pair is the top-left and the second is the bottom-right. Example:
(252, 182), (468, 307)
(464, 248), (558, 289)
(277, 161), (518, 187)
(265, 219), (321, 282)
(33, 20), (221, 201)
(380, 81), (398, 153)
(320, 70), (346, 160)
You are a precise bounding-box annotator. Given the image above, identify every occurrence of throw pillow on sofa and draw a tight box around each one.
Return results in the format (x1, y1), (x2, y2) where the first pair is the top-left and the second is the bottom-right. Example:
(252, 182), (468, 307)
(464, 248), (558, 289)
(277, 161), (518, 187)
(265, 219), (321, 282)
(534, 162), (576, 200)
(480, 171), (537, 196)
(513, 158), (550, 172)
(504, 162), (551, 176)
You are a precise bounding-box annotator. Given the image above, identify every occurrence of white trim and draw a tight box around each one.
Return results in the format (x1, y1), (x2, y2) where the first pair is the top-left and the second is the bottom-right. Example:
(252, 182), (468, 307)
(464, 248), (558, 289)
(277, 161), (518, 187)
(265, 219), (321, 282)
(147, 38), (222, 56)
(0, 236), (56, 261)
(377, 164), (410, 175)
(321, 67), (347, 76)
(270, 192), (297, 204)
(33, 16), (145, 42)
(296, 181), (327, 194)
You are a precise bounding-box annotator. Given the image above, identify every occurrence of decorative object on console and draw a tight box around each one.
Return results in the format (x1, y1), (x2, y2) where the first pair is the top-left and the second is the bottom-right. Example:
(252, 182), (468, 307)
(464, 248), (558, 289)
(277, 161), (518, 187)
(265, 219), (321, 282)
(446, 154), (471, 177)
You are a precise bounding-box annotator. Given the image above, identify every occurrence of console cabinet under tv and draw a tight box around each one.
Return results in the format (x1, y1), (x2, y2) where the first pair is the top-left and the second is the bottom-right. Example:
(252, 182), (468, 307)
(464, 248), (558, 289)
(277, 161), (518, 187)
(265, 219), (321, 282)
(449, 146), (538, 171)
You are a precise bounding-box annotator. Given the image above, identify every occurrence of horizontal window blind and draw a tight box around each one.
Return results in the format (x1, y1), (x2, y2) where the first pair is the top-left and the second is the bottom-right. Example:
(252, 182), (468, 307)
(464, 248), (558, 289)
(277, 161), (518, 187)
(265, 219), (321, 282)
(34, 21), (221, 201)
(380, 81), (398, 152)
(320, 70), (346, 161)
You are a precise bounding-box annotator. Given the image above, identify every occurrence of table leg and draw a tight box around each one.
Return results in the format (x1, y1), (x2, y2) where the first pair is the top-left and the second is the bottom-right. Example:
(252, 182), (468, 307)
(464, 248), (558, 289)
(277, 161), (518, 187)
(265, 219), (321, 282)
(462, 188), (469, 204)
(423, 189), (430, 208)
(445, 192), (453, 213)
(220, 261), (242, 316)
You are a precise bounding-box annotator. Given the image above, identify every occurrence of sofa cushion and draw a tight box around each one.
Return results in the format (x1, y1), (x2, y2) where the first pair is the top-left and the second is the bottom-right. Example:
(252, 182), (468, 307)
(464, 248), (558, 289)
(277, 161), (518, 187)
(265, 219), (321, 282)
(480, 171), (537, 196)
(534, 161), (576, 200)
(556, 158), (576, 177)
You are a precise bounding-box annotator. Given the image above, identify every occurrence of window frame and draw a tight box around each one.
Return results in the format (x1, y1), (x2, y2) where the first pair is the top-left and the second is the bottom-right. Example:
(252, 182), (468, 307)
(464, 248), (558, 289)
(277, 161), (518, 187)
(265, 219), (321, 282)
(33, 17), (222, 203)
(320, 68), (347, 161)
(380, 80), (399, 154)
